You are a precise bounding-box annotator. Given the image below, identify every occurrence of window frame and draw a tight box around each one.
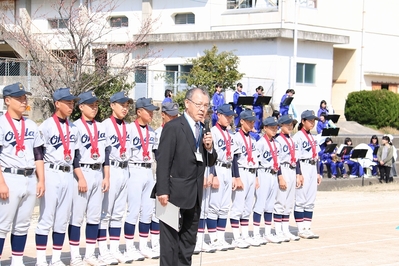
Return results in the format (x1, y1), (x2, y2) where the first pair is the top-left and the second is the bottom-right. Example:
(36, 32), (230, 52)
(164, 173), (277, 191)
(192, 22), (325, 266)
(296, 63), (316, 85)
(48, 18), (69, 29)
(110, 16), (129, 28)
(174, 13), (195, 25)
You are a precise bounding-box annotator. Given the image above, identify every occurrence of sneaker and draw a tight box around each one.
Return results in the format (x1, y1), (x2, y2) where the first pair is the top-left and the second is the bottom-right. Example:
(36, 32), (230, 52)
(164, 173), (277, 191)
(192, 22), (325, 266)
(98, 252), (118, 265)
(244, 237), (261, 247)
(253, 234), (267, 245)
(298, 229), (314, 239)
(140, 246), (160, 259)
(343, 174), (348, 179)
(209, 239), (228, 251)
(124, 246), (145, 262)
(276, 233), (290, 242)
(49, 261), (66, 266)
(232, 238), (250, 249)
(70, 257), (84, 266)
(83, 254), (107, 266)
(284, 232), (300, 241)
(331, 175), (336, 180)
(264, 234), (282, 244)
(307, 229), (319, 239)
(152, 242), (160, 254)
(196, 241), (217, 253)
(220, 239), (235, 250)
(349, 175), (358, 179)
(111, 250), (130, 264)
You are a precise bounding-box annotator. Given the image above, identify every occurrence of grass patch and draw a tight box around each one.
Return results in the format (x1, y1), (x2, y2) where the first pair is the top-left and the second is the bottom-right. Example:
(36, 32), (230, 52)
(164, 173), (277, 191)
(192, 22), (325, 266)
(378, 126), (399, 135)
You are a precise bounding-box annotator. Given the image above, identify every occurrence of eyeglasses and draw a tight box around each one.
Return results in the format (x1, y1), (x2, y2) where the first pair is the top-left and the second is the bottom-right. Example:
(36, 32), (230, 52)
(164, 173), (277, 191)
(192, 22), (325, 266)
(187, 98), (210, 110)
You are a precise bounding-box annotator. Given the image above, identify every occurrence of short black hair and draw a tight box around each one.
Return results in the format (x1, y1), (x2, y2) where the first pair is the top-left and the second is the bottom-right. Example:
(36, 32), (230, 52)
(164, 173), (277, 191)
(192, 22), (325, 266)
(165, 89), (173, 98)
(237, 82), (243, 88)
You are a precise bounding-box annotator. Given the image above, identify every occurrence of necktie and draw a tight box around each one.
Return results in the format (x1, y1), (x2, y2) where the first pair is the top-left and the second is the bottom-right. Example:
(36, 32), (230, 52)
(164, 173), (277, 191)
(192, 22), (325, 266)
(195, 122), (200, 142)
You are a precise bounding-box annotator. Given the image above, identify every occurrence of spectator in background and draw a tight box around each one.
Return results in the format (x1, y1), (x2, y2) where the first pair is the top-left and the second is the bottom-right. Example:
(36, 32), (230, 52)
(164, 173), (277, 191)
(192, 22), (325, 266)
(368, 135), (379, 176)
(211, 84), (224, 126)
(279, 89), (295, 116)
(272, 110), (280, 120)
(253, 86), (264, 132)
(162, 89), (173, 104)
(377, 135), (394, 183)
(385, 134), (398, 182)
(342, 137), (364, 178)
(316, 113), (329, 134)
(233, 82), (246, 127)
(317, 100), (329, 118)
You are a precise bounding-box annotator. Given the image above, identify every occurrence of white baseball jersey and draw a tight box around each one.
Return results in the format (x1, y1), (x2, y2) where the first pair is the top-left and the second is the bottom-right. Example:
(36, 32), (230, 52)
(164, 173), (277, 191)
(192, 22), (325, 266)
(274, 134), (298, 164)
(232, 131), (259, 168)
(102, 117), (131, 162)
(0, 114), (43, 168)
(129, 123), (157, 163)
(211, 125), (235, 163)
(74, 119), (107, 164)
(39, 117), (79, 166)
(256, 135), (280, 169)
(153, 126), (163, 151)
(292, 130), (320, 160)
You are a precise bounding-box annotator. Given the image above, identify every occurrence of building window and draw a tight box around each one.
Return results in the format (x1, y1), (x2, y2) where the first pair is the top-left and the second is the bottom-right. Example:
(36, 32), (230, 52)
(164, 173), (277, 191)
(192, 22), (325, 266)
(227, 0), (278, 9)
(165, 64), (193, 91)
(48, 19), (68, 29)
(372, 82), (398, 93)
(135, 66), (147, 83)
(174, 13), (195, 25)
(299, 0), (316, 8)
(93, 49), (107, 73)
(296, 63), (315, 84)
(110, 16), (129, 28)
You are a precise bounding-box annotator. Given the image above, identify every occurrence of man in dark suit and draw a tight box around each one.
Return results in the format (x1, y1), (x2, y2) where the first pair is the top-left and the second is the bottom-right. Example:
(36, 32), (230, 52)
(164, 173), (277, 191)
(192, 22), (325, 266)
(156, 87), (217, 266)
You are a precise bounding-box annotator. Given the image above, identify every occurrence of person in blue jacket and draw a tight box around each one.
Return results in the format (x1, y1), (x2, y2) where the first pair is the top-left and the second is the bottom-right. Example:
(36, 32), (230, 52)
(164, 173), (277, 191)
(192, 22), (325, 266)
(233, 82), (246, 127)
(279, 89), (294, 116)
(253, 86), (264, 132)
(319, 138), (348, 179)
(317, 100), (329, 118)
(316, 113), (329, 134)
(211, 84), (225, 126)
(342, 137), (364, 178)
(368, 135), (379, 176)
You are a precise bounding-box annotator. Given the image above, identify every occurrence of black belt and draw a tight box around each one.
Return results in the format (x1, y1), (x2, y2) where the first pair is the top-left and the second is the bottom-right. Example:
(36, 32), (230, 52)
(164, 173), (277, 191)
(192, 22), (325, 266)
(259, 168), (277, 175)
(281, 162), (296, 169)
(132, 163), (152, 169)
(216, 162), (232, 169)
(80, 163), (102, 170)
(241, 168), (256, 174)
(49, 164), (71, 172)
(110, 160), (128, 169)
(3, 168), (35, 176)
(300, 159), (317, 165)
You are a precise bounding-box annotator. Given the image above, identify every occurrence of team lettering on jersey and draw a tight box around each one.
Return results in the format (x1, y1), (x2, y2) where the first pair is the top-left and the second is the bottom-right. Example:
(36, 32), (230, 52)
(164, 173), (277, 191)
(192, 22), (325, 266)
(241, 143), (256, 156)
(81, 131), (106, 149)
(50, 134), (77, 149)
(5, 129), (35, 143)
(302, 139), (316, 152)
(217, 138), (232, 150)
(132, 136), (156, 147)
(110, 133), (130, 147)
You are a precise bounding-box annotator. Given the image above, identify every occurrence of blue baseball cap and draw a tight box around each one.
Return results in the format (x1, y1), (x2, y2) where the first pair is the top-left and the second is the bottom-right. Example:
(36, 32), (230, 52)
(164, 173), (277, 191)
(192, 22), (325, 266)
(301, 110), (319, 120)
(162, 102), (179, 116)
(217, 104), (236, 116)
(78, 91), (99, 104)
(3, 82), (32, 97)
(136, 97), (159, 111)
(110, 91), (133, 104)
(240, 109), (257, 121)
(278, 114), (294, 125)
(263, 116), (279, 126)
(53, 88), (78, 101)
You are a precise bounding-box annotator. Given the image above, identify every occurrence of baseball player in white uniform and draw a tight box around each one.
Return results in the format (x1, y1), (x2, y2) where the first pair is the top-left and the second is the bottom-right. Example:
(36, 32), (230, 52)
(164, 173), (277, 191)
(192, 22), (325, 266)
(252, 116), (282, 244)
(0, 83), (45, 266)
(97, 92), (132, 264)
(230, 110), (260, 248)
(205, 104), (236, 251)
(273, 114), (303, 243)
(35, 88), (79, 266)
(67, 91), (110, 266)
(293, 110), (322, 239)
(124, 98), (159, 260)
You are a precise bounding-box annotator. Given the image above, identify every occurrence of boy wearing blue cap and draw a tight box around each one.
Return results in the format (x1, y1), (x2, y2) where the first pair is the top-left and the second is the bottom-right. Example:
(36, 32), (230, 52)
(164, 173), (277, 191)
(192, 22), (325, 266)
(124, 98), (159, 260)
(230, 109), (260, 248)
(35, 88), (80, 266)
(202, 104), (236, 251)
(97, 91), (133, 264)
(0, 83), (45, 266)
(67, 91), (110, 266)
(273, 114), (302, 242)
(293, 110), (321, 239)
(252, 116), (282, 244)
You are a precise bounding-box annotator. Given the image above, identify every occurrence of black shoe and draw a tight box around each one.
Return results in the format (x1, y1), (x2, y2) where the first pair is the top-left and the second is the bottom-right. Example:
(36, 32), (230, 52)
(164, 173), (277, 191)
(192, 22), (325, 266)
(379, 178), (383, 183)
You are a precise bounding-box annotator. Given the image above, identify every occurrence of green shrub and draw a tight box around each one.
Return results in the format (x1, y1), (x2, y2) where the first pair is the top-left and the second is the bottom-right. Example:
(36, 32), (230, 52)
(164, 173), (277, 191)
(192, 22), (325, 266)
(344, 90), (399, 129)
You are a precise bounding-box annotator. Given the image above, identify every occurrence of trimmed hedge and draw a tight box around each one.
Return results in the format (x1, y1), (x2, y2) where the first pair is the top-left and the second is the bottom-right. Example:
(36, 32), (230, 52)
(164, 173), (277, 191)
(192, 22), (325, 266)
(344, 90), (399, 129)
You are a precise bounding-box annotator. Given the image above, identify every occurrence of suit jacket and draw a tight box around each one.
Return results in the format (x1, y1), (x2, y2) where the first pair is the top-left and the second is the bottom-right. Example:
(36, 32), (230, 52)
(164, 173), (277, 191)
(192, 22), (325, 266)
(156, 115), (217, 209)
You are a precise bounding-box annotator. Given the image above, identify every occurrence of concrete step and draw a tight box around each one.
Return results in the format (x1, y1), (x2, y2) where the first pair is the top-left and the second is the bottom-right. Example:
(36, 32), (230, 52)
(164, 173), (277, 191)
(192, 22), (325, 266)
(318, 176), (397, 191)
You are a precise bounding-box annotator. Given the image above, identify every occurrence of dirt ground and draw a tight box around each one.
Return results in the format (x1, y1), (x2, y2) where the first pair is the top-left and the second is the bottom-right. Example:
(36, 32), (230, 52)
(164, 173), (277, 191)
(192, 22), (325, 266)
(2, 183), (399, 266)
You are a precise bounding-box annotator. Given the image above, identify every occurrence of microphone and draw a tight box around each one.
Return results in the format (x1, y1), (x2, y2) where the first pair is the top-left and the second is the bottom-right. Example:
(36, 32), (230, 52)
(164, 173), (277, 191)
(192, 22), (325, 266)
(204, 119), (211, 135)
